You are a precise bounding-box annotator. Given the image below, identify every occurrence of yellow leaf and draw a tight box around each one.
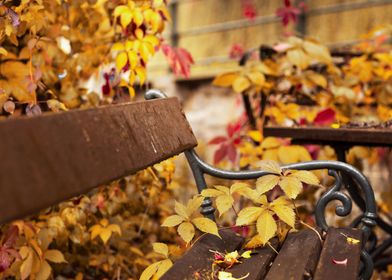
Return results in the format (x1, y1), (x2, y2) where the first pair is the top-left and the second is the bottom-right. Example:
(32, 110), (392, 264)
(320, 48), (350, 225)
(261, 137), (281, 149)
(45, 250), (67, 263)
(279, 176), (302, 199)
(177, 222), (195, 243)
(236, 207), (264, 226)
(133, 8), (144, 26)
(111, 42), (125, 51)
(271, 204), (295, 228)
(216, 195), (234, 216)
(163, 215), (185, 228)
(0, 47), (8, 56)
(192, 217), (220, 238)
(120, 10), (133, 28)
(247, 71), (265, 86)
(139, 261), (160, 280)
(174, 201), (189, 219)
(307, 71), (327, 88)
(135, 66), (147, 85)
(152, 242), (169, 258)
(245, 234), (263, 249)
(214, 185), (230, 195)
(331, 85), (356, 100)
(115, 52), (128, 71)
(107, 224), (122, 235)
(256, 175), (280, 195)
(35, 260), (51, 280)
(290, 170), (319, 185)
(232, 76), (251, 93)
(155, 259), (173, 278)
(201, 189), (224, 197)
(212, 72), (238, 87)
(257, 160), (281, 174)
(47, 99), (68, 112)
(256, 211), (277, 245)
(90, 225), (102, 240)
(113, 5), (129, 17)
(20, 250), (33, 280)
(303, 41), (331, 63)
(128, 51), (139, 69)
(230, 182), (252, 195)
(287, 49), (310, 70)
(347, 237), (360, 245)
(99, 228), (112, 244)
(186, 195), (204, 217)
(218, 271), (249, 280)
(247, 130), (263, 142)
(241, 250), (252, 259)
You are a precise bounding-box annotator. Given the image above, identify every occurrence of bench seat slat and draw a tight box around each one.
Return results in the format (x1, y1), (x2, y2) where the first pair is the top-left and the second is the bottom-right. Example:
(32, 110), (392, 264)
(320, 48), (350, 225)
(226, 239), (278, 280)
(265, 229), (322, 280)
(314, 228), (362, 280)
(0, 98), (197, 224)
(161, 229), (244, 280)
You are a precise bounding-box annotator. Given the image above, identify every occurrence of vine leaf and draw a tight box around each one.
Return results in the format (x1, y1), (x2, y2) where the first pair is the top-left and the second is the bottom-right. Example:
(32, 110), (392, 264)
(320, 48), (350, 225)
(162, 196), (220, 243)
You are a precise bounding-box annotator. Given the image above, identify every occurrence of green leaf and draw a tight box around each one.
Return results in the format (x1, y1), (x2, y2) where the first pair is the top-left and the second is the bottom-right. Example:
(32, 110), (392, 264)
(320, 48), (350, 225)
(236, 207), (264, 226)
(192, 217), (220, 238)
(256, 211), (277, 245)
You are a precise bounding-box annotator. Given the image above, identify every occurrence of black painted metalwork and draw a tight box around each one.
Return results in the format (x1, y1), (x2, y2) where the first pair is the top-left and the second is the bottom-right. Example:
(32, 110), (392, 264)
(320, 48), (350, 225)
(145, 89), (378, 280)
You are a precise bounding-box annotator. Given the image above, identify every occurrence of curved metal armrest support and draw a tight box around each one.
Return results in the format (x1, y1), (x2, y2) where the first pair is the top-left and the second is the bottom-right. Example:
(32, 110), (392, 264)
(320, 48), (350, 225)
(145, 89), (377, 280)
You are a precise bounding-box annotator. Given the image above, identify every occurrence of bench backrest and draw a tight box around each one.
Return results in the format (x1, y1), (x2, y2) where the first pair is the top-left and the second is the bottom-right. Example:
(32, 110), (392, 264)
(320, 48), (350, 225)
(0, 97), (197, 224)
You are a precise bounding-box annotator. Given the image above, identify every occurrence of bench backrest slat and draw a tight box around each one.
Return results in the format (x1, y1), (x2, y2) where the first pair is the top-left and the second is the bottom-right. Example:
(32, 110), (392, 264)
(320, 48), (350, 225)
(0, 97), (197, 224)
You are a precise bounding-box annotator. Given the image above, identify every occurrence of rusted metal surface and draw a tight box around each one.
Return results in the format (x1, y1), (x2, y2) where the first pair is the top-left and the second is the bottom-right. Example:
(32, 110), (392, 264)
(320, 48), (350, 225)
(0, 97), (197, 224)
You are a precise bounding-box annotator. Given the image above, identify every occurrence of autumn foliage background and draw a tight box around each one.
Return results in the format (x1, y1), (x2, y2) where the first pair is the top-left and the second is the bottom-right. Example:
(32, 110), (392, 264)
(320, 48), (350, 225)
(0, 0), (391, 279)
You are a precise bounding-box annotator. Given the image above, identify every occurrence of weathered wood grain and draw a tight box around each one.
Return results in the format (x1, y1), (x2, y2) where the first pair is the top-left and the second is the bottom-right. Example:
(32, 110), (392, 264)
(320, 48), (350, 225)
(161, 229), (244, 280)
(314, 228), (362, 280)
(265, 230), (322, 280)
(227, 240), (278, 280)
(263, 126), (392, 147)
(0, 98), (197, 224)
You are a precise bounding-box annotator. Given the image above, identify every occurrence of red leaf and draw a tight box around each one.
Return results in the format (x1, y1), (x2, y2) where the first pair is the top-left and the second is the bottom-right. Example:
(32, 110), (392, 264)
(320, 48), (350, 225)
(209, 136), (228, 145)
(161, 44), (194, 78)
(242, 0), (257, 21)
(214, 144), (228, 165)
(227, 121), (241, 138)
(229, 44), (244, 60)
(227, 143), (237, 163)
(314, 108), (336, 125)
(276, 0), (302, 26)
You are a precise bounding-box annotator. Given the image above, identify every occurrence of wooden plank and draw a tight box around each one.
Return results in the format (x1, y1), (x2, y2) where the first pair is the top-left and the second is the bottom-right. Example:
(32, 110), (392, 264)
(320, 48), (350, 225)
(0, 97), (197, 224)
(265, 230), (322, 280)
(161, 229), (244, 280)
(263, 126), (392, 147)
(227, 240), (278, 280)
(314, 228), (362, 280)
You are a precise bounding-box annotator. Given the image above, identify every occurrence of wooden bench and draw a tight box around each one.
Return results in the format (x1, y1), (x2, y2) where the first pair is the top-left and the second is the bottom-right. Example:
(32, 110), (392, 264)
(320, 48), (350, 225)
(0, 89), (377, 279)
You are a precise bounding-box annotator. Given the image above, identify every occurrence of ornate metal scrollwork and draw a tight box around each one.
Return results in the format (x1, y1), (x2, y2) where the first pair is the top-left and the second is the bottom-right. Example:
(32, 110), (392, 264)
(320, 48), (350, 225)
(145, 89), (378, 280)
